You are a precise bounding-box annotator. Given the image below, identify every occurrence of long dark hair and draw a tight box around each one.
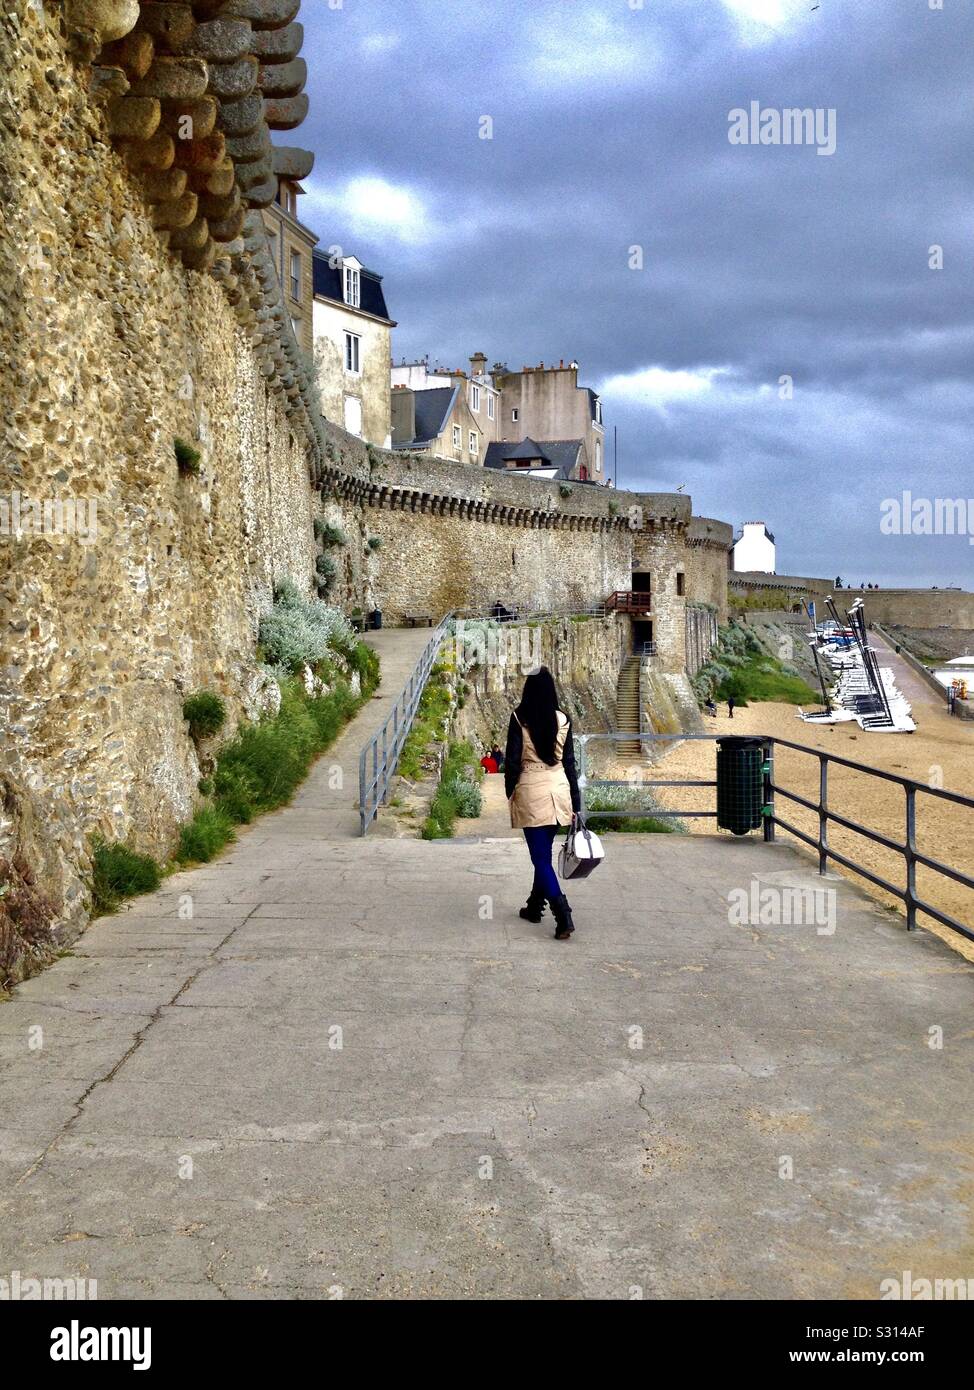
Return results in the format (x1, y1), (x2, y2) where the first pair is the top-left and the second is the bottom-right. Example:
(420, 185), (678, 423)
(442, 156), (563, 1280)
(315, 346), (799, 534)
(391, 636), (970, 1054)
(516, 667), (562, 765)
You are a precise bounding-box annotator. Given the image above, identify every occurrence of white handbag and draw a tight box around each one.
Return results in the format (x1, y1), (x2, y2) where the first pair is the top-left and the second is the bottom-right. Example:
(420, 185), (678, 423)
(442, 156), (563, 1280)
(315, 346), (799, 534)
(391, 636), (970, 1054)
(558, 821), (605, 880)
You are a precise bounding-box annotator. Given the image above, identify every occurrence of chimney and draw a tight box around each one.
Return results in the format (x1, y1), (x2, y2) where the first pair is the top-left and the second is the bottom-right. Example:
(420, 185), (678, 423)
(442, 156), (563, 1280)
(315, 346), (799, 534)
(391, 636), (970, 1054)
(470, 351), (487, 378)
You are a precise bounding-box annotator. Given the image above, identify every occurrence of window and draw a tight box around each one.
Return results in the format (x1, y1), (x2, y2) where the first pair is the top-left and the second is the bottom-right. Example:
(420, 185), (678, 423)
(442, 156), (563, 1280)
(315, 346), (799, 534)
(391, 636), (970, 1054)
(594, 396), (603, 425)
(595, 440), (602, 473)
(470, 384), (480, 412)
(289, 249), (301, 301)
(344, 265), (360, 308)
(511, 407), (519, 422)
(487, 394), (495, 421)
(291, 316), (301, 340)
(469, 430), (478, 455)
(452, 424), (461, 448)
(344, 396), (362, 436)
(344, 331), (361, 375)
(676, 572), (685, 596)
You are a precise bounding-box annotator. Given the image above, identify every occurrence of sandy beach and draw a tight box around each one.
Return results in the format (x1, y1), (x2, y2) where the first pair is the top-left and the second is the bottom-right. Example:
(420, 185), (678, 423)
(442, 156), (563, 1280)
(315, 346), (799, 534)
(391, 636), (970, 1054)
(645, 660), (974, 959)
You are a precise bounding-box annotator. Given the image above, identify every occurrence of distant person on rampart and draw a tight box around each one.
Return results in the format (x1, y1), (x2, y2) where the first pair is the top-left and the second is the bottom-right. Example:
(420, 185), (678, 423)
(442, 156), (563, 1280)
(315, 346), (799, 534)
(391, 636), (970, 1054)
(505, 667), (581, 941)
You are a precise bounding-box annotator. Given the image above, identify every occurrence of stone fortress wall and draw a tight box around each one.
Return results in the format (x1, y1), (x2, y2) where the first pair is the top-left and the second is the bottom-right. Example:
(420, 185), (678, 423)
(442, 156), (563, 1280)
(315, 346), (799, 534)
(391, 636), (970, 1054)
(731, 572), (974, 629)
(0, 0), (733, 944)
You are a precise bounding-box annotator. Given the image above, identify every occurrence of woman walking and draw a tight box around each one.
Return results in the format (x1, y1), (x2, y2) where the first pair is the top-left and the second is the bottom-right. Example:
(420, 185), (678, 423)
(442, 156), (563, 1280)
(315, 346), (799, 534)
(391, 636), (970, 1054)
(504, 667), (581, 940)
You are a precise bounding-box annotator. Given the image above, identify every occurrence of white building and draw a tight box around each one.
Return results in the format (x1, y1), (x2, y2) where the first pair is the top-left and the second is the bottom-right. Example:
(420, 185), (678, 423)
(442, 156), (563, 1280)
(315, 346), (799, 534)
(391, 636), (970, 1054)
(313, 251), (396, 448)
(732, 521), (776, 573)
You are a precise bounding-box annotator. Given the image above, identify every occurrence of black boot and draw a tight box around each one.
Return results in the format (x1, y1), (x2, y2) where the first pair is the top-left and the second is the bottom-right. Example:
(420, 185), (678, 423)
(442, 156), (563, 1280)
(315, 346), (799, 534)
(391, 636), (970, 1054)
(549, 893), (575, 940)
(519, 887), (546, 923)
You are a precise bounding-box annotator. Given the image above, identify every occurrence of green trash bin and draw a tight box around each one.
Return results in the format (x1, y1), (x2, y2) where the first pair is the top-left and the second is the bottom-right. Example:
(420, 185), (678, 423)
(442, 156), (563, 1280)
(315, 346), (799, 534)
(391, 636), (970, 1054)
(716, 736), (767, 836)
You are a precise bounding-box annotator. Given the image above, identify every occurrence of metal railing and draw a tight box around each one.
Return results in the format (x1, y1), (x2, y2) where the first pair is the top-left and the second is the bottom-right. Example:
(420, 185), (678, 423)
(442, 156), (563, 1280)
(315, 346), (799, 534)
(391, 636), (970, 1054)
(576, 732), (974, 943)
(358, 614), (451, 834)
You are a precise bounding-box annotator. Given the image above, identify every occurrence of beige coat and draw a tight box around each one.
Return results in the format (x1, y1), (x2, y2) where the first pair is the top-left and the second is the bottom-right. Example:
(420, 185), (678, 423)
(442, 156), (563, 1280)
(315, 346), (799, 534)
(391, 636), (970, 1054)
(509, 711), (575, 829)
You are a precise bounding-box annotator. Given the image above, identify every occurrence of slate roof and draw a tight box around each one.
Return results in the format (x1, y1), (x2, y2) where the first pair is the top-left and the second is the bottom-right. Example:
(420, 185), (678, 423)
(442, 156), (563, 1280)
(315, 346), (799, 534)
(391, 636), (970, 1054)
(392, 386), (458, 447)
(484, 439), (583, 480)
(313, 251), (393, 321)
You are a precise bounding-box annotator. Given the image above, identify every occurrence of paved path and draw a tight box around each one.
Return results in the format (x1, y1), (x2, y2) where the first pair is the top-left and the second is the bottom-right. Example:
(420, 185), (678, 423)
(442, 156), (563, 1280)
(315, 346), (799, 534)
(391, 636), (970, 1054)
(2, 819), (973, 1297)
(294, 625), (435, 838)
(870, 628), (951, 720)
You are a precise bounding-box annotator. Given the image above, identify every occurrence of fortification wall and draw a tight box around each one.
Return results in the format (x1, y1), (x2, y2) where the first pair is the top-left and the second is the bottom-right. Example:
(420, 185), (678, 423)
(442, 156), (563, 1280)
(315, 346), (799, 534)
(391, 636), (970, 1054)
(731, 572), (974, 629)
(0, 3), (317, 934)
(687, 516), (733, 624)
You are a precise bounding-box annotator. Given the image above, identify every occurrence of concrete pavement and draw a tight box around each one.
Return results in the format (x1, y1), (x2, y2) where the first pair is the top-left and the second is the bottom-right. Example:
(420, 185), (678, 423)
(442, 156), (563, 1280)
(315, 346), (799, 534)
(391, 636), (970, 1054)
(2, 812), (973, 1297)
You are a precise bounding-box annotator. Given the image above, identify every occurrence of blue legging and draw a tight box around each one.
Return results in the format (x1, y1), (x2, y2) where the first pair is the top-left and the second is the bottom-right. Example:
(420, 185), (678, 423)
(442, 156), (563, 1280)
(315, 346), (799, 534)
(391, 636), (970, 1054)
(523, 825), (561, 901)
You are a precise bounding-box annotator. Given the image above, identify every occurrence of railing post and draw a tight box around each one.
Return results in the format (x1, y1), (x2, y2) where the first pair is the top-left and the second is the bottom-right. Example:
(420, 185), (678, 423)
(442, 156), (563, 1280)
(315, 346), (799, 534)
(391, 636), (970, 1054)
(905, 785), (918, 930)
(359, 747), (367, 836)
(380, 724), (389, 803)
(762, 740), (775, 842)
(818, 755), (829, 875)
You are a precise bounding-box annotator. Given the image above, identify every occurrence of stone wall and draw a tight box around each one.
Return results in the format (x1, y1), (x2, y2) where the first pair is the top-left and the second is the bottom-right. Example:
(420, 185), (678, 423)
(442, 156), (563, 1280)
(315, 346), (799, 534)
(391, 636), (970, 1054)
(685, 604), (719, 677)
(454, 614), (626, 750)
(687, 516), (732, 623)
(0, 2), (317, 938)
(731, 572), (974, 630)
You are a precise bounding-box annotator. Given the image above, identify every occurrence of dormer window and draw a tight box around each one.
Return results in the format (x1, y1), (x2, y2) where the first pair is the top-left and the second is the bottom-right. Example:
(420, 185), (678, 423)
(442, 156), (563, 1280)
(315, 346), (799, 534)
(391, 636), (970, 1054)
(594, 396), (603, 425)
(344, 264), (361, 308)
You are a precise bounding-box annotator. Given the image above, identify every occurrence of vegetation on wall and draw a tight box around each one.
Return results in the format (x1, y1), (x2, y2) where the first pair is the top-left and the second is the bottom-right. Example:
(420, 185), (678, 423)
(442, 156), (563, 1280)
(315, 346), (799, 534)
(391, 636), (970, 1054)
(729, 588), (797, 613)
(174, 438), (201, 476)
(90, 586), (381, 900)
(182, 691), (226, 741)
(315, 519), (347, 547)
(691, 623), (817, 706)
(397, 660), (456, 780)
(0, 854), (60, 991)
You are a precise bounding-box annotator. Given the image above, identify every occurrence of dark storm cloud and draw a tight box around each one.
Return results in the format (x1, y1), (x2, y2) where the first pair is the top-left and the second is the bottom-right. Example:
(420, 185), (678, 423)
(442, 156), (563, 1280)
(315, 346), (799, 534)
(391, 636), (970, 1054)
(297, 0), (974, 586)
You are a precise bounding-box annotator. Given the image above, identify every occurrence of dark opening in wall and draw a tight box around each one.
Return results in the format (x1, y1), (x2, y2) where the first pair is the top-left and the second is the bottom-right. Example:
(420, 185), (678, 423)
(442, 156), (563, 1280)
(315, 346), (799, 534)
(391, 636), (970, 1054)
(676, 572), (685, 596)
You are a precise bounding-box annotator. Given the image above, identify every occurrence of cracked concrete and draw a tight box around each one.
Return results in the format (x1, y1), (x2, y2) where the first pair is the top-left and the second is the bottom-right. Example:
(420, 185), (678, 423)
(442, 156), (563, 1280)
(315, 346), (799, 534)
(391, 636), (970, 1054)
(1, 637), (973, 1296)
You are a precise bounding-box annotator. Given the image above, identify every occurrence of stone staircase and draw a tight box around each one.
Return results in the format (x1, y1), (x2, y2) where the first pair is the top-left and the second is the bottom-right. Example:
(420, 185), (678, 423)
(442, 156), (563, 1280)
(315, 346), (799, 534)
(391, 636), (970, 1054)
(615, 655), (643, 757)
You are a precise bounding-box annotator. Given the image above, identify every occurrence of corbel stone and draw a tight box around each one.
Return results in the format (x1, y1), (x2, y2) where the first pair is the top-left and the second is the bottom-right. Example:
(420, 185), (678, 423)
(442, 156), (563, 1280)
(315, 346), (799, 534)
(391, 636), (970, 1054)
(138, 3), (197, 50)
(172, 131), (227, 171)
(258, 56), (306, 98)
(130, 57), (210, 100)
(241, 174), (276, 208)
(90, 65), (131, 100)
(193, 156), (236, 195)
(217, 92), (263, 135)
(100, 30), (155, 78)
(183, 237), (218, 272)
(271, 144), (313, 179)
(224, 125), (271, 163)
(142, 166), (189, 201)
(159, 96), (219, 138)
(170, 217), (211, 251)
(207, 55), (260, 100)
(226, 0), (300, 29)
(252, 20), (302, 63)
(105, 95), (161, 139)
(197, 186), (241, 220)
(262, 94), (308, 130)
(151, 189), (198, 229)
(234, 149), (272, 189)
(181, 16), (252, 62)
(67, 0), (140, 46)
(119, 130), (175, 168)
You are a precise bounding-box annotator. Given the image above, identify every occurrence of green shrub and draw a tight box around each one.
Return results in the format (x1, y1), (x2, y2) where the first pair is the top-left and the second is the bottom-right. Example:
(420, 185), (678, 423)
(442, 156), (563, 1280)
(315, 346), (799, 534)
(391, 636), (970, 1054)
(366, 536), (382, 551)
(315, 520), (347, 547)
(174, 438), (201, 476)
(398, 664), (454, 779)
(444, 774), (481, 818)
(693, 623), (817, 706)
(176, 807), (235, 864)
(182, 691), (226, 740)
(583, 785), (681, 834)
(559, 483), (573, 498)
(422, 741), (483, 838)
(91, 838), (162, 914)
(258, 584), (355, 672)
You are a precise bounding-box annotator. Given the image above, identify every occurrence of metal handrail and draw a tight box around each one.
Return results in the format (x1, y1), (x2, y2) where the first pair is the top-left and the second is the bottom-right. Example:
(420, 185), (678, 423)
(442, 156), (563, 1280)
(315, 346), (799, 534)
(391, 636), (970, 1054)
(358, 613), (452, 834)
(575, 732), (974, 943)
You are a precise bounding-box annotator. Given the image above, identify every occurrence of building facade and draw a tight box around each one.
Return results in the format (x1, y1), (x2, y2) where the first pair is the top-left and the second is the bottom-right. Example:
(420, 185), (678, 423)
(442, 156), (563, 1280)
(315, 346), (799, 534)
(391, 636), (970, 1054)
(262, 176), (318, 361)
(314, 250), (395, 447)
(492, 360), (606, 482)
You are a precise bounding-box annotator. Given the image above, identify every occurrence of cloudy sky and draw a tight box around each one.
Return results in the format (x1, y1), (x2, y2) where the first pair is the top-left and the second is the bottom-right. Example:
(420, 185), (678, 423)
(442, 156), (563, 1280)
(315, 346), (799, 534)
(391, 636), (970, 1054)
(297, 0), (973, 587)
